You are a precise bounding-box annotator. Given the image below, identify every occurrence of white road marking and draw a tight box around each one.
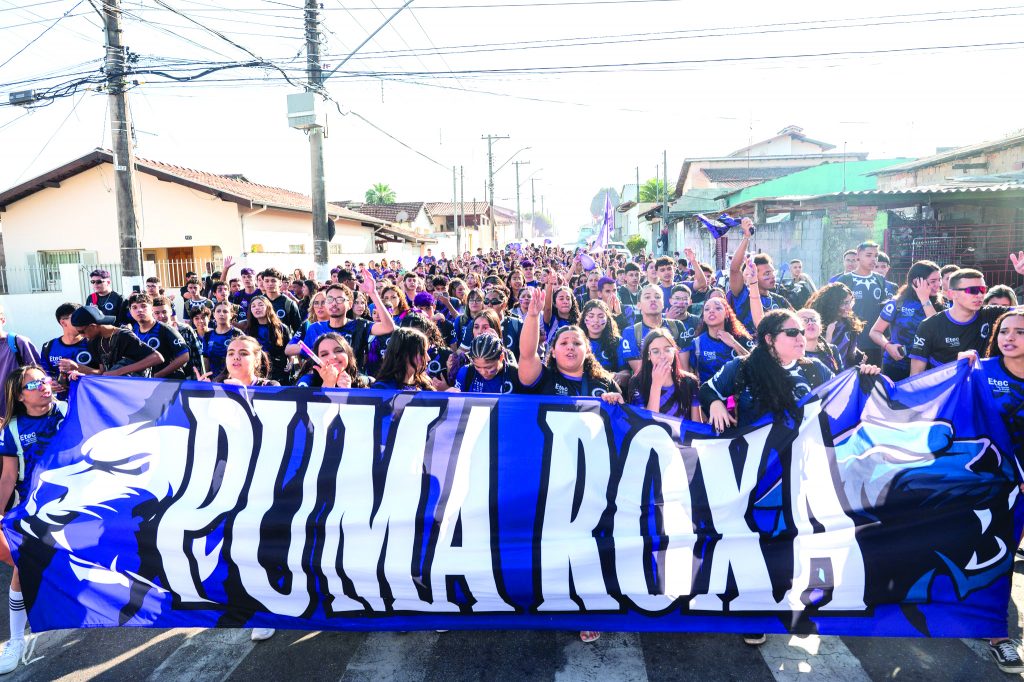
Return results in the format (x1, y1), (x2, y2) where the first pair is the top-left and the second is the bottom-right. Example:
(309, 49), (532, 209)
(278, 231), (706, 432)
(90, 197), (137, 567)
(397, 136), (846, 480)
(758, 634), (871, 681)
(339, 631), (439, 682)
(145, 628), (255, 682)
(555, 632), (648, 682)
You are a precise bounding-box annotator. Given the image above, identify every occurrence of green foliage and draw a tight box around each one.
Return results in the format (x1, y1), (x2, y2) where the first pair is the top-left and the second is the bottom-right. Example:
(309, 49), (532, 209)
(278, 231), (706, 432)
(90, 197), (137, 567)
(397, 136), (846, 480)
(626, 235), (648, 254)
(639, 178), (667, 203)
(364, 183), (396, 204)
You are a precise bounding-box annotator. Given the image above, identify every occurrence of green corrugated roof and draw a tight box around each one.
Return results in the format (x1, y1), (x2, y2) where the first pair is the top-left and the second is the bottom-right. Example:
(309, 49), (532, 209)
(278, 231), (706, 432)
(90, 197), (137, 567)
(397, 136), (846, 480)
(724, 158), (914, 207)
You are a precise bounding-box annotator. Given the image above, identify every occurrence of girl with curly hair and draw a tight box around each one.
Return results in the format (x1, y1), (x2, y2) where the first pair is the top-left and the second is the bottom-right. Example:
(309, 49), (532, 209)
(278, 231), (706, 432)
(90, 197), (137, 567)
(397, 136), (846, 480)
(682, 292), (754, 383)
(806, 282), (864, 370)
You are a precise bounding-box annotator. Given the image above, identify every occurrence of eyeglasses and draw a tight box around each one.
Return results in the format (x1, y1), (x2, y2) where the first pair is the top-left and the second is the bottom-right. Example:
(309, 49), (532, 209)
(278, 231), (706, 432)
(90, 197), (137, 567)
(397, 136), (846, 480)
(23, 377), (53, 391)
(953, 285), (988, 295)
(325, 296), (350, 304)
(779, 328), (805, 337)
(483, 298), (503, 305)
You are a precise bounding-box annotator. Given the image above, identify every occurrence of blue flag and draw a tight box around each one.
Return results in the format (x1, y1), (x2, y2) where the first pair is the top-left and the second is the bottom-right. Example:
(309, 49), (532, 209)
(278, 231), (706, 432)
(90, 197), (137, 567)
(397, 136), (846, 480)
(697, 213), (742, 239)
(4, 364), (1021, 637)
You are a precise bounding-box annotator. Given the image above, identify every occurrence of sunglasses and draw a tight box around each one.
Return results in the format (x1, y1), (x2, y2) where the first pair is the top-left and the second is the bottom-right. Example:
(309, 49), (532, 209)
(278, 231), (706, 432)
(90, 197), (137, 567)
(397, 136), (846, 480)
(779, 328), (805, 337)
(953, 285), (988, 295)
(90, 280), (105, 285)
(483, 298), (504, 305)
(24, 377), (53, 391)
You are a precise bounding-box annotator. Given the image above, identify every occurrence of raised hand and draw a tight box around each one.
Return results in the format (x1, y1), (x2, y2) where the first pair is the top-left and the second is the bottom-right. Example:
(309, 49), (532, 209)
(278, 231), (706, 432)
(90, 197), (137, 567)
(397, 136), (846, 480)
(912, 277), (931, 302)
(1011, 251), (1024, 276)
(527, 287), (545, 317)
(741, 217), (754, 238)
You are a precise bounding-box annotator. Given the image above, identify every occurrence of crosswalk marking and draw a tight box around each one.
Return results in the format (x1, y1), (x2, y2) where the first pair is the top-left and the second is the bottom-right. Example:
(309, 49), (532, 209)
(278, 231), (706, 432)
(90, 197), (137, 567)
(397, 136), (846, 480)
(554, 632), (648, 682)
(145, 628), (255, 682)
(759, 634), (871, 682)
(339, 631), (438, 682)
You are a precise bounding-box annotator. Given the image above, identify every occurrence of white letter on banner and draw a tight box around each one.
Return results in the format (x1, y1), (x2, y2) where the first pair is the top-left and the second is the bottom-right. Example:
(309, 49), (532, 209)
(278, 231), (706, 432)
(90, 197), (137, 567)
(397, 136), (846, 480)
(316, 403), (373, 614)
(613, 424), (696, 611)
(337, 404), (439, 611)
(428, 405), (514, 612)
(690, 426), (776, 611)
(158, 396), (258, 605)
(784, 404), (866, 611)
(230, 399), (319, 617)
(537, 410), (618, 612)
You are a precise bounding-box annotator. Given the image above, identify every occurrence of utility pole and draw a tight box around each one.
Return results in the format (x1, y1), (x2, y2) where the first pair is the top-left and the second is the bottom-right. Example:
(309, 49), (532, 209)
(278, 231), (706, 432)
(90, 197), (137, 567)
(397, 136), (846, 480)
(481, 134), (509, 248)
(305, 0), (329, 278)
(452, 166), (459, 256)
(102, 0), (142, 281)
(513, 159), (530, 240)
(459, 166), (464, 256)
(662, 149), (669, 251)
(530, 178), (536, 240)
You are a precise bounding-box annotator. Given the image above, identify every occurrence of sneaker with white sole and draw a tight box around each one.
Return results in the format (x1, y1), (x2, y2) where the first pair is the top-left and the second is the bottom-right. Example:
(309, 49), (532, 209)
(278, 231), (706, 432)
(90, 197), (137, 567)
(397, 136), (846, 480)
(0, 639), (24, 675)
(989, 639), (1024, 673)
(742, 633), (766, 646)
(250, 628), (276, 642)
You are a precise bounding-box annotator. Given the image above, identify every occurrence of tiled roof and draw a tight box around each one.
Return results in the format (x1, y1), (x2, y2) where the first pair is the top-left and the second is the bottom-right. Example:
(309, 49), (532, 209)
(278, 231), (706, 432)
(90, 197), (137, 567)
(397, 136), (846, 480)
(331, 201), (426, 223)
(701, 167), (801, 182)
(0, 149), (387, 226)
(424, 201), (517, 222)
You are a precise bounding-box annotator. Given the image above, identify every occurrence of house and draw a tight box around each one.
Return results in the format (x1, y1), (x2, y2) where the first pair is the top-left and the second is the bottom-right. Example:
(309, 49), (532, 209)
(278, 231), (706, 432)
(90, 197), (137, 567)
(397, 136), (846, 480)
(716, 133), (1024, 287)
(674, 125), (868, 196)
(423, 201), (518, 253)
(0, 149), (431, 290)
(334, 201), (433, 237)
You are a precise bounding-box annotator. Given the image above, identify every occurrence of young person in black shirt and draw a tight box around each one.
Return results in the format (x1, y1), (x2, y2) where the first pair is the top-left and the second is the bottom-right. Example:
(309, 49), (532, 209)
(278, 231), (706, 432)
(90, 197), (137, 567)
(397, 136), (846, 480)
(69, 306), (162, 377)
(85, 268), (129, 325)
(127, 293), (190, 379)
(259, 268), (302, 331)
(836, 241), (888, 365)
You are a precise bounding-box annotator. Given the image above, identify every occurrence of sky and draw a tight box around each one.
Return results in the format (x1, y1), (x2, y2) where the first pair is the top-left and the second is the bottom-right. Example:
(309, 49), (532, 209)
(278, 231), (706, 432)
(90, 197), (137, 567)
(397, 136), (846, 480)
(2, 0), (1024, 245)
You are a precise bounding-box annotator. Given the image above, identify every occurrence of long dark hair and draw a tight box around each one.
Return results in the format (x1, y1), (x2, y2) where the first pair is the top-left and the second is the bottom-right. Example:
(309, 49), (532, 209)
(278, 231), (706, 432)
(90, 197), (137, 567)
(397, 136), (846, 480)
(806, 282), (863, 333)
(551, 286), (581, 325)
(629, 328), (697, 415)
(986, 310), (1024, 358)
(579, 299), (620, 358)
(375, 327), (433, 390)
(896, 260), (942, 305)
(247, 294), (287, 347)
(298, 332), (369, 387)
(2, 364), (49, 427)
(694, 295), (752, 341)
(401, 312), (446, 349)
(545, 325), (613, 383)
(736, 310), (811, 417)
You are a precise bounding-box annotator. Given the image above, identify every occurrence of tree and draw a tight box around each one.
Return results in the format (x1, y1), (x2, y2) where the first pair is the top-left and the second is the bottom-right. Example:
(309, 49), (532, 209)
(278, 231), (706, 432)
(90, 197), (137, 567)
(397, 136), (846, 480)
(639, 178), (667, 203)
(523, 213), (553, 238)
(364, 183), (396, 204)
(626, 235), (648, 255)
(590, 187), (620, 220)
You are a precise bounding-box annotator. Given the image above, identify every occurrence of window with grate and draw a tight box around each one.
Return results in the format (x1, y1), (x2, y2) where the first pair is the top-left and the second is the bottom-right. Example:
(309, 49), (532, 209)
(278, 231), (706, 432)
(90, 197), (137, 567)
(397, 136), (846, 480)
(37, 250), (84, 266)
(288, 244), (306, 254)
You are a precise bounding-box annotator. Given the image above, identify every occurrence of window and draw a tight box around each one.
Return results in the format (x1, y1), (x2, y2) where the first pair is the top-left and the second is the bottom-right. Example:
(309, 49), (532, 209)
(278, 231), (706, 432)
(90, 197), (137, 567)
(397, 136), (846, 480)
(288, 244), (306, 254)
(329, 244), (344, 255)
(37, 249), (84, 267)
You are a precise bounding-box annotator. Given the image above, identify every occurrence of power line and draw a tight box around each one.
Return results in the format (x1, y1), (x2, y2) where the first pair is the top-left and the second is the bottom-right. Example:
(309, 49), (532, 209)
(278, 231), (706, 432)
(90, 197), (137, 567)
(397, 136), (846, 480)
(13, 91), (88, 183)
(0, 0), (86, 70)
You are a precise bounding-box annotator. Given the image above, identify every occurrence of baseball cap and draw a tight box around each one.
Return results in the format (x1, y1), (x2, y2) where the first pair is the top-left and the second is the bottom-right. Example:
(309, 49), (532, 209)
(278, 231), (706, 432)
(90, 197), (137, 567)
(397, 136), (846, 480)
(413, 292), (436, 308)
(240, 267), (255, 275)
(70, 305), (115, 327)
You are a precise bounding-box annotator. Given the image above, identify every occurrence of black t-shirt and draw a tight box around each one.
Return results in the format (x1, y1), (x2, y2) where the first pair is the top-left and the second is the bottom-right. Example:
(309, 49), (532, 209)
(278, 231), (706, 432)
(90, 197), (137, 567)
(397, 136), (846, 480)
(524, 365), (620, 398)
(268, 295), (302, 331)
(836, 272), (889, 348)
(230, 289), (259, 321)
(87, 291), (129, 324)
(131, 321), (188, 378)
(89, 328), (159, 375)
(909, 306), (1010, 368)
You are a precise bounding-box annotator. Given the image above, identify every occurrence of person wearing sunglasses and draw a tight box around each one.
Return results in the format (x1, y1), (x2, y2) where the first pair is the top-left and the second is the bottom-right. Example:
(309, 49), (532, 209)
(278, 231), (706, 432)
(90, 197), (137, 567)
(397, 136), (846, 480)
(0, 365), (68, 674)
(482, 286), (523, 360)
(909, 268), (1015, 376)
(85, 268), (129, 325)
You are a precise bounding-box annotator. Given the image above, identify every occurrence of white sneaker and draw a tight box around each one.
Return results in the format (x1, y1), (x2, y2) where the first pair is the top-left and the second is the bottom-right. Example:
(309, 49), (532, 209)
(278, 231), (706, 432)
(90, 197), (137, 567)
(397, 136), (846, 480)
(250, 628), (276, 642)
(0, 639), (24, 675)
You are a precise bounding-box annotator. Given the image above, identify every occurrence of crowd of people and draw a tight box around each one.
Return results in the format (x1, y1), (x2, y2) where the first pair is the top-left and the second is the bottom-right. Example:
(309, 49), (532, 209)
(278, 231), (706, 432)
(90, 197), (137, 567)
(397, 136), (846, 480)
(0, 216), (1022, 672)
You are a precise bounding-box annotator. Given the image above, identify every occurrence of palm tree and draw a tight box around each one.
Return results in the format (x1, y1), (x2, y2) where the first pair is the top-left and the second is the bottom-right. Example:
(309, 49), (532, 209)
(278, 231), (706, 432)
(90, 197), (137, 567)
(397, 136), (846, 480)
(364, 183), (396, 204)
(639, 178), (667, 203)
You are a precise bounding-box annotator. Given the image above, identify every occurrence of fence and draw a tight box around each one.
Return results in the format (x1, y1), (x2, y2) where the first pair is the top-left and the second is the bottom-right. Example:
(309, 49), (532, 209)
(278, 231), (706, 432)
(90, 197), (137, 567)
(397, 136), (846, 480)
(145, 259), (225, 288)
(78, 263), (123, 299)
(884, 222), (1024, 287)
(0, 265), (63, 295)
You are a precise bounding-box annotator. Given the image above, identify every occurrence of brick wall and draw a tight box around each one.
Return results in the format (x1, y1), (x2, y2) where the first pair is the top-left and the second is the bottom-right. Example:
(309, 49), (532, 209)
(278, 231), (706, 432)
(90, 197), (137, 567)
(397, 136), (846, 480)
(820, 203), (881, 279)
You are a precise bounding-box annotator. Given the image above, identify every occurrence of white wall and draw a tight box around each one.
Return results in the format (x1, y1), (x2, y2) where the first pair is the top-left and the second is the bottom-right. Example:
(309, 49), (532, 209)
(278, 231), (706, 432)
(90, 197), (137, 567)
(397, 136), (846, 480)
(0, 264), (85, 349)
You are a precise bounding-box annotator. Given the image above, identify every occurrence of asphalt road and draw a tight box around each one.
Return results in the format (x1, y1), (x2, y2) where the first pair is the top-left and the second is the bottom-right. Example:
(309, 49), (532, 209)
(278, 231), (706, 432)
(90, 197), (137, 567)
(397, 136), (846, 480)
(0, 560), (1021, 681)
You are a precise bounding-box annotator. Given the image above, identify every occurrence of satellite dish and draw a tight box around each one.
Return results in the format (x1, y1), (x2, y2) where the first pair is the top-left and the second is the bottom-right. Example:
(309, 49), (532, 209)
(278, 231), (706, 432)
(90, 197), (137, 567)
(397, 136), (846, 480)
(396, 210), (409, 222)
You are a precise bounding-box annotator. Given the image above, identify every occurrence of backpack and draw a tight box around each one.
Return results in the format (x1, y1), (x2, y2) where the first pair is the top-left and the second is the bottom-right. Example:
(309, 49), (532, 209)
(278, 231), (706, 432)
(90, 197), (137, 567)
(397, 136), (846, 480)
(349, 320), (371, 367)
(632, 319), (684, 349)
(5, 334), (22, 366)
(8, 402), (68, 482)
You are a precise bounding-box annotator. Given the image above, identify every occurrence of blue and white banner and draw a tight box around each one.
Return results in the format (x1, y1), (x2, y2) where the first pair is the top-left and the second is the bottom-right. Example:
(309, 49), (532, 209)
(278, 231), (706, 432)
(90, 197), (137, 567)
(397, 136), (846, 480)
(4, 363), (1022, 637)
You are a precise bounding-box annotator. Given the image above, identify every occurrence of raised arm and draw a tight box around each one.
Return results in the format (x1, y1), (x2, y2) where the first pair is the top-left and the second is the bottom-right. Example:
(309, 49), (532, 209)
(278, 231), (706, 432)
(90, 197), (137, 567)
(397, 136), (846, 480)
(728, 218), (754, 297)
(518, 287), (546, 387)
(360, 268), (395, 336)
(684, 247), (708, 293)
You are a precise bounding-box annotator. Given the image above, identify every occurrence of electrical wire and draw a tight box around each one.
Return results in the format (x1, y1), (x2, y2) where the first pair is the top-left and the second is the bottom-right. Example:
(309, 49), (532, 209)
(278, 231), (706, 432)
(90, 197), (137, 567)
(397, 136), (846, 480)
(0, 0), (86, 70)
(13, 91), (87, 183)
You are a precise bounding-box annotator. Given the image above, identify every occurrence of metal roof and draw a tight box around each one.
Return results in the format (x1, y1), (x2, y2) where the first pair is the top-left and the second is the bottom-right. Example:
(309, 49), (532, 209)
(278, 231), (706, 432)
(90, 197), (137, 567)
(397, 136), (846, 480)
(867, 131), (1024, 175)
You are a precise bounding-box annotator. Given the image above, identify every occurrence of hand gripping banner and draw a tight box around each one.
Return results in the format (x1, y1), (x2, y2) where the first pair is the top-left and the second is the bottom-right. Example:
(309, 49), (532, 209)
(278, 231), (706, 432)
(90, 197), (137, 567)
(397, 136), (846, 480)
(4, 362), (1022, 637)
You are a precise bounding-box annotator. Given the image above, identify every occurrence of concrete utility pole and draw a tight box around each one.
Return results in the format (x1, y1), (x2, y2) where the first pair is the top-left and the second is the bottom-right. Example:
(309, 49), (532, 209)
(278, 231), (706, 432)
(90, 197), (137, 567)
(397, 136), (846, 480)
(305, 0), (329, 278)
(452, 166), (459, 256)
(481, 134), (509, 248)
(513, 159), (530, 240)
(530, 178), (536, 240)
(662, 149), (669, 251)
(459, 166), (464, 255)
(101, 0), (142, 280)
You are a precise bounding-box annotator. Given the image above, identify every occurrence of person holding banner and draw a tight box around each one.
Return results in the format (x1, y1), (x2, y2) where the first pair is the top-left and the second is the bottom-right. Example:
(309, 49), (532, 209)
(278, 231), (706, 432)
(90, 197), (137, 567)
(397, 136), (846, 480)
(626, 328), (701, 421)
(973, 309), (1024, 671)
(0, 365), (67, 673)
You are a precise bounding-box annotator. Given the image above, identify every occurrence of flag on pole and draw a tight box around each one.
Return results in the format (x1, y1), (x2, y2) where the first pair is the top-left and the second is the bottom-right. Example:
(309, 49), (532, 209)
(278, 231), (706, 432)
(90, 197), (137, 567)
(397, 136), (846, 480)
(592, 193), (614, 251)
(696, 213), (742, 239)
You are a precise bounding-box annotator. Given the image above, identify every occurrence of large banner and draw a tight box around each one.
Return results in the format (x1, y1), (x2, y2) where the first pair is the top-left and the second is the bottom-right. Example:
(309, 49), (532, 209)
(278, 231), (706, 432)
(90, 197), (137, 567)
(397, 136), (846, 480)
(4, 363), (1022, 637)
